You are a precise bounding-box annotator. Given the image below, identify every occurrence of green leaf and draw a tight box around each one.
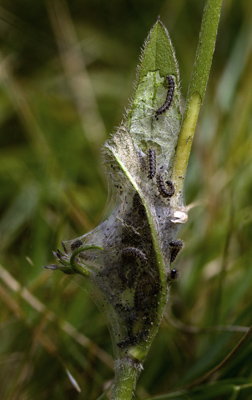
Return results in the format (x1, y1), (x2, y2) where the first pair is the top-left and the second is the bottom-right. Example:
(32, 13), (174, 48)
(138, 19), (179, 81)
(127, 20), (182, 176)
(145, 379), (252, 400)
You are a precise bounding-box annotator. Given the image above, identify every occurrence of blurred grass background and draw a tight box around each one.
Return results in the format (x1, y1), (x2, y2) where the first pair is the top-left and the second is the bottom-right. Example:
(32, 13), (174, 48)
(0, 0), (252, 399)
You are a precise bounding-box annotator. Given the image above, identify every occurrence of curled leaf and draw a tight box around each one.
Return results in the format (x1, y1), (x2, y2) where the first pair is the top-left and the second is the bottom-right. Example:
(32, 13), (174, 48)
(46, 18), (187, 396)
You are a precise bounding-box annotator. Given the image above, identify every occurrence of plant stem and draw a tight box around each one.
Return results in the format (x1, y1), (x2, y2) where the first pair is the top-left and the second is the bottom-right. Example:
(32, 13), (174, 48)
(112, 357), (141, 400)
(171, 0), (223, 199)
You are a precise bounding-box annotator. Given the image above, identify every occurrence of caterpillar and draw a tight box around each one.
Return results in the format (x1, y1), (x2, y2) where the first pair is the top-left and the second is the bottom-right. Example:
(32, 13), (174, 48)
(155, 75), (175, 119)
(122, 247), (147, 265)
(169, 240), (184, 262)
(71, 239), (83, 251)
(167, 268), (179, 282)
(147, 148), (156, 179)
(156, 175), (175, 198)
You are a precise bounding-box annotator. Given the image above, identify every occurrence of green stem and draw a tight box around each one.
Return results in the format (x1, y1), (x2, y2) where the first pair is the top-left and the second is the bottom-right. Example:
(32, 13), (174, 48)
(112, 357), (141, 400)
(172, 0), (223, 200)
(70, 244), (103, 277)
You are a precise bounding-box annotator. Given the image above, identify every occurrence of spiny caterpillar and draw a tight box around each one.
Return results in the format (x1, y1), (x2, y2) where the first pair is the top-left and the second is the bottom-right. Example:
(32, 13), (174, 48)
(156, 175), (175, 198)
(155, 75), (175, 119)
(169, 240), (184, 263)
(71, 239), (83, 251)
(167, 268), (179, 282)
(147, 148), (156, 179)
(122, 247), (147, 265)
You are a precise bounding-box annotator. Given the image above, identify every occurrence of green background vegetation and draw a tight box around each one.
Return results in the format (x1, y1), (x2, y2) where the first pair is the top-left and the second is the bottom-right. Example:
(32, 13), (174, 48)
(0, 0), (252, 399)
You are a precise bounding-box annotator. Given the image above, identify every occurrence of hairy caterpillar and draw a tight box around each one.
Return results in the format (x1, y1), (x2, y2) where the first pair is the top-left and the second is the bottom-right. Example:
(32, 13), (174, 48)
(155, 75), (175, 119)
(156, 175), (175, 198)
(71, 239), (83, 251)
(147, 148), (156, 179)
(169, 240), (184, 262)
(122, 247), (147, 265)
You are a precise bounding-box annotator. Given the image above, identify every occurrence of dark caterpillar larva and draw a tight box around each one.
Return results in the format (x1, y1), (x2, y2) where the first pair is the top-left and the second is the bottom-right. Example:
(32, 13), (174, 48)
(71, 239), (83, 251)
(167, 268), (179, 282)
(169, 240), (184, 262)
(122, 247), (147, 265)
(156, 175), (175, 198)
(155, 75), (175, 119)
(165, 180), (175, 196)
(147, 148), (156, 179)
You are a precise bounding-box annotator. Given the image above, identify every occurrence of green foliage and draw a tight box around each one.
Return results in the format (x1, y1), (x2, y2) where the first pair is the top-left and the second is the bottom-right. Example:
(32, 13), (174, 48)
(187, 0), (223, 102)
(137, 20), (179, 81)
(0, 1), (252, 400)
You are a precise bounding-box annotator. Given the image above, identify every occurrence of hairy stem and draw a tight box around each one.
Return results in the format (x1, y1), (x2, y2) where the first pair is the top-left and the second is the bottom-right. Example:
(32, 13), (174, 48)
(112, 357), (141, 400)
